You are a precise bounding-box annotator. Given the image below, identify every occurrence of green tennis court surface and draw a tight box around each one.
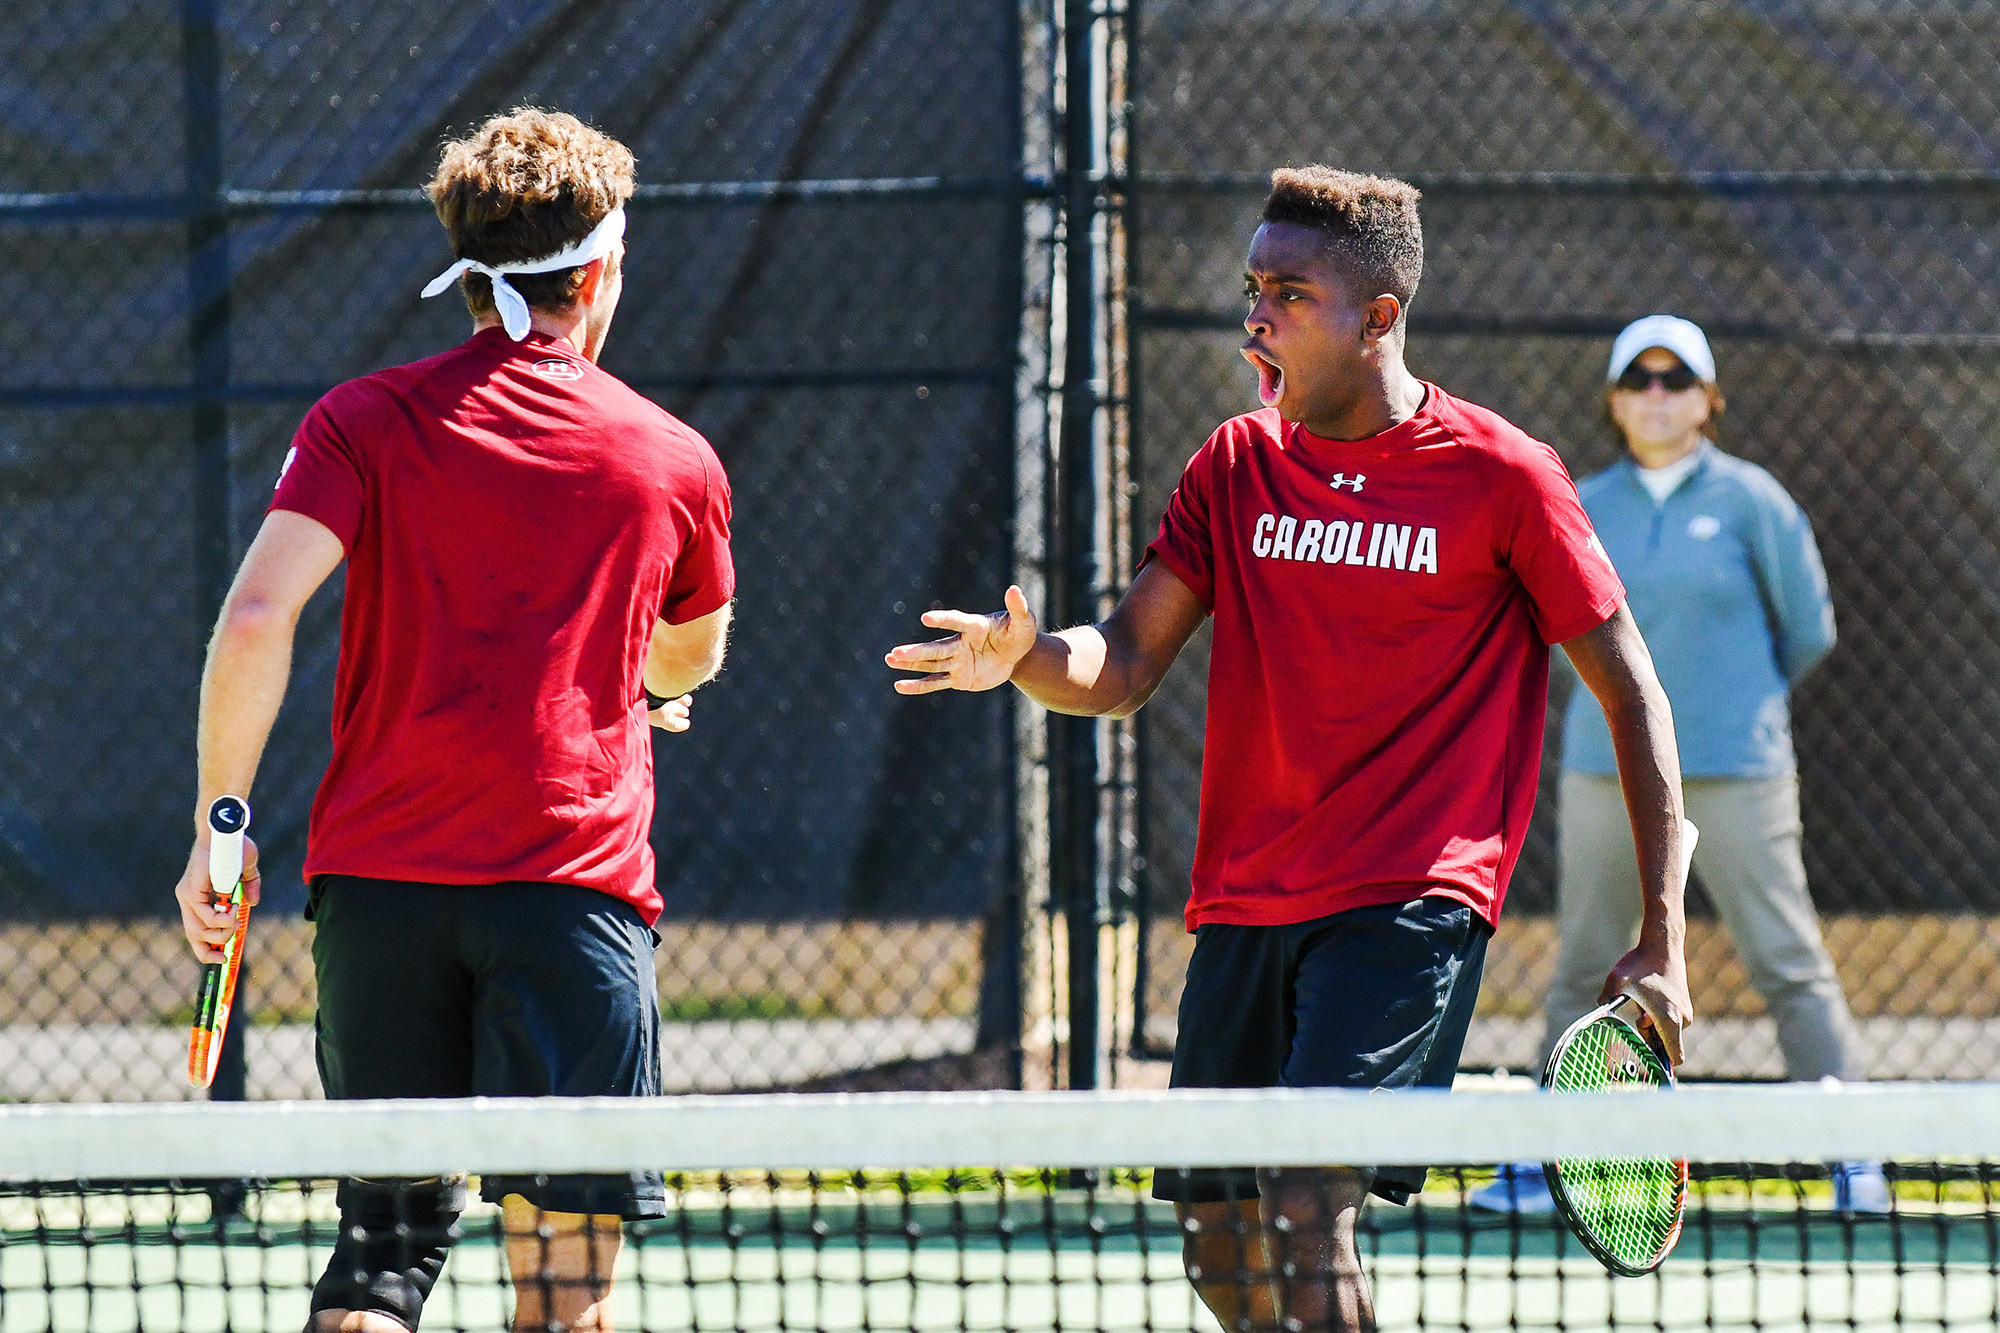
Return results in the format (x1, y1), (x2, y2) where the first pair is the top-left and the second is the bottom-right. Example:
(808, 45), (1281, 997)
(6, 1191), (1997, 1332)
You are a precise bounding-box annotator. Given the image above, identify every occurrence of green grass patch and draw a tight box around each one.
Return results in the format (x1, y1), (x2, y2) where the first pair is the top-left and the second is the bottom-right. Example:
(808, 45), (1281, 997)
(658, 992), (829, 1023)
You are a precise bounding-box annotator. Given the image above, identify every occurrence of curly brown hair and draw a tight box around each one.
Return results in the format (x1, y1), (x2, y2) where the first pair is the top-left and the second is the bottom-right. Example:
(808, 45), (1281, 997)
(1263, 166), (1424, 308)
(428, 108), (636, 319)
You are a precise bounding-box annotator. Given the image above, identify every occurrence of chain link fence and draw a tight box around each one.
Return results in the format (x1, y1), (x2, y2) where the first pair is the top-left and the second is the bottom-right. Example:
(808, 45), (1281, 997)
(0, 0), (1038, 1101)
(1128, 0), (2000, 1082)
(7, 0), (2000, 1104)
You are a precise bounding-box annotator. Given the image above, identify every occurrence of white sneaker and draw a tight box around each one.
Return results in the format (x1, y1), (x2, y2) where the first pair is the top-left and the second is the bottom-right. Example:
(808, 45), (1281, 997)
(1469, 1163), (1555, 1213)
(1833, 1161), (1892, 1215)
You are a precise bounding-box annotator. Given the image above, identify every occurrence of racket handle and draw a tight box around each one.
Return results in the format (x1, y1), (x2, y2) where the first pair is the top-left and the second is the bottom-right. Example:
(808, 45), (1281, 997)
(1680, 819), (1699, 881)
(207, 795), (249, 894)
(188, 965), (221, 1086)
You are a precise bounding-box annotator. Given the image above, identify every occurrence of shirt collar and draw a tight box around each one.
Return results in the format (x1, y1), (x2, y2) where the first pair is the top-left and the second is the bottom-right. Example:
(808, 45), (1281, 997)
(1622, 438), (1715, 500)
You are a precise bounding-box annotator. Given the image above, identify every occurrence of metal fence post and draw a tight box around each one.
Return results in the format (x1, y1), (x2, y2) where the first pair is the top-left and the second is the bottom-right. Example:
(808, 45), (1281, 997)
(181, 0), (245, 1108)
(1054, 0), (1104, 1091)
(1117, 0), (1151, 1067)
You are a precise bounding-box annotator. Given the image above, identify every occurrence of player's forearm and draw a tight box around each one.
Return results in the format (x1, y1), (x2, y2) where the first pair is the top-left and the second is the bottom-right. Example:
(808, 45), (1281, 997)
(1602, 673), (1687, 958)
(1567, 607), (1688, 961)
(193, 595), (297, 830)
(1008, 625), (1147, 717)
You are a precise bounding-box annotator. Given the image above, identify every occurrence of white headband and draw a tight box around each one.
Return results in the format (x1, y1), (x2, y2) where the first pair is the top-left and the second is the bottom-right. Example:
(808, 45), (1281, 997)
(420, 207), (627, 340)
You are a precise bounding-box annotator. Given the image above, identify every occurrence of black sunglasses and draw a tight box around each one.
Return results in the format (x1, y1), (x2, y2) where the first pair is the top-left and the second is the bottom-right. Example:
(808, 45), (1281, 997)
(1615, 364), (1702, 393)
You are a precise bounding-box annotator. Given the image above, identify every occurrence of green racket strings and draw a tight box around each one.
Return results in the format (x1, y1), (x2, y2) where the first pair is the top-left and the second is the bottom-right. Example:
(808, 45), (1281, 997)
(1548, 1016), (1684, 1271)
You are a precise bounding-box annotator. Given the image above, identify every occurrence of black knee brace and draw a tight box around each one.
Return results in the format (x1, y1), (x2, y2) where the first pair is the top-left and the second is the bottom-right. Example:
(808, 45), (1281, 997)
(309, 1177), (466, 1330)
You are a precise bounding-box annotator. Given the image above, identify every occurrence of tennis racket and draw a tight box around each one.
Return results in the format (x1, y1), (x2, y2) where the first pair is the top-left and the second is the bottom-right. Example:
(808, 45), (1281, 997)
(1541, 820), (1699, 1276)
(1541, 995), (1686, 1275)
(187, 795), (251, 1089)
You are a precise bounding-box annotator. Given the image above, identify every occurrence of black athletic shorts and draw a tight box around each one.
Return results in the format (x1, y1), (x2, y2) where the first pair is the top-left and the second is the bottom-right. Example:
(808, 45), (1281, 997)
(308, 874), (668, 1219)
(1152, 894), (1489, 1206)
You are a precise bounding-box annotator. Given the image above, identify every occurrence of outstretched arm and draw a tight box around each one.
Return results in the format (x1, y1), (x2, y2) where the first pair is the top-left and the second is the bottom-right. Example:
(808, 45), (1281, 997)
(886, 560), (1207, 719)
(1562, 603), (1695, 1063)
(176, 509), (344, 959)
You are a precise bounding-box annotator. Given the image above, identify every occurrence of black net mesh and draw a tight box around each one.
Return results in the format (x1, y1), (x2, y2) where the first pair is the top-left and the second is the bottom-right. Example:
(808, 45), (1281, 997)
(10, 1167), (1999, 1331)
(3, 1087), (1998, 1332)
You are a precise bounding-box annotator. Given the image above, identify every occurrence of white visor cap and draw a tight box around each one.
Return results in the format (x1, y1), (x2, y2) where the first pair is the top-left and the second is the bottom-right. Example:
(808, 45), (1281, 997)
(1607, 314), (1715, 384)
(420, 206), (627, 340)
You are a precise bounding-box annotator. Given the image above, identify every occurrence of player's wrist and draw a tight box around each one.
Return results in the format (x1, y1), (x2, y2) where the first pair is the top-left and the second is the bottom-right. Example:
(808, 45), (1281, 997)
(1634, 917), (1684, 956)
(1003, 632), (1048, 683)
(1628, 939), (1676, 974)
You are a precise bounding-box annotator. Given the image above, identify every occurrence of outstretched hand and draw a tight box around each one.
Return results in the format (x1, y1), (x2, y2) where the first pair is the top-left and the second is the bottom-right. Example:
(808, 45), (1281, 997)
(886, 584), (1040, 695)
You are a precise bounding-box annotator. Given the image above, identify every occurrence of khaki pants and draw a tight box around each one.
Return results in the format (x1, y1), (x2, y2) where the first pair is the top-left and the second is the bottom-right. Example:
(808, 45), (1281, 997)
(1539, 772), (1860, 1081)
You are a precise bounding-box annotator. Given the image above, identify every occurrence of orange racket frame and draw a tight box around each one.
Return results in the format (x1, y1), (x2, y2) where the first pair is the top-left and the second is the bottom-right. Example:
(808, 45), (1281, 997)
(188, 796), (251, 1088)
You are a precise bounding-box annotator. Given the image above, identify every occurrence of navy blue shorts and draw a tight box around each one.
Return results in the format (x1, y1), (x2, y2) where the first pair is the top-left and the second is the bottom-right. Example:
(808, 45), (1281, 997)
(308, 875), (667, 1219)
(1153, 894), (1489, 1206)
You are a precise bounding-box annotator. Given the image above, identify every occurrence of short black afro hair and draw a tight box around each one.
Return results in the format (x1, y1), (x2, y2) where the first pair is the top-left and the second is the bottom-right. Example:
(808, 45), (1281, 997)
(1262, 165), (1424, 308)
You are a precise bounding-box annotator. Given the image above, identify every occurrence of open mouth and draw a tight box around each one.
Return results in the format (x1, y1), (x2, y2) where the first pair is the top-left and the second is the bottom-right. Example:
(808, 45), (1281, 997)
(1243, 347), (1285, 408)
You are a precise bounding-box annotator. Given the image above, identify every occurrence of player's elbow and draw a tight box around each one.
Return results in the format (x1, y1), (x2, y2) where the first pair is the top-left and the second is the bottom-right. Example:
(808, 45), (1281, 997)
(686, 639), (728, 688)
(1596, 673), (1675, 757)
(1103, 679), (1159, 720)
(1086, 624), (1170, 720)
(213, 590), (297, 645)
(646, 610), (731, 697)
(1593, 663), (1658, 721)
(648, 647), (724, 699)
(1100, 658), (1170, 720)
(684, 618), (731, 686)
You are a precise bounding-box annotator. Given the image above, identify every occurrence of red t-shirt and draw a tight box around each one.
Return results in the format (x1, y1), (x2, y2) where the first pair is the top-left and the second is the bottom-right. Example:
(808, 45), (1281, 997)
(1145, 385), (1623, 931)
(270, 328), (734, 924)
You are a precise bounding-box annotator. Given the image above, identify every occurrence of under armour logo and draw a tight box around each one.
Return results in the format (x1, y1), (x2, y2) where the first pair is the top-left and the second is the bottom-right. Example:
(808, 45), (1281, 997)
(1329, 473), (1365, 493)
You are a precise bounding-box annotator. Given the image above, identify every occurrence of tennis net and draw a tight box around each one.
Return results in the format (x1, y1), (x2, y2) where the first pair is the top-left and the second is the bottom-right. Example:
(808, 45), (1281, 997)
(2, 1084), (1997, 1332)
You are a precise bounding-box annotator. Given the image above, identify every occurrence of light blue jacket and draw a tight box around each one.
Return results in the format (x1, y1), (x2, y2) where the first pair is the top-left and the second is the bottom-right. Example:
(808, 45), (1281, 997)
(1561, 442), (1835, 778)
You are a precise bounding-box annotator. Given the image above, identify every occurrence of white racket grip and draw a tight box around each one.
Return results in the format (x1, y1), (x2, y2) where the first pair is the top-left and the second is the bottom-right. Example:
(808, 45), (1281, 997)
(206, 796), (250, 898)
(1680, 819), (1699, 882)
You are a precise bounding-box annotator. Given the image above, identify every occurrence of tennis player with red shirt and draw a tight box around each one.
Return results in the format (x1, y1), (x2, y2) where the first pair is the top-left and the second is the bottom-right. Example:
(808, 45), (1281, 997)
(888, 166), (1693, 1331)
(171, 109), (733, 1333)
